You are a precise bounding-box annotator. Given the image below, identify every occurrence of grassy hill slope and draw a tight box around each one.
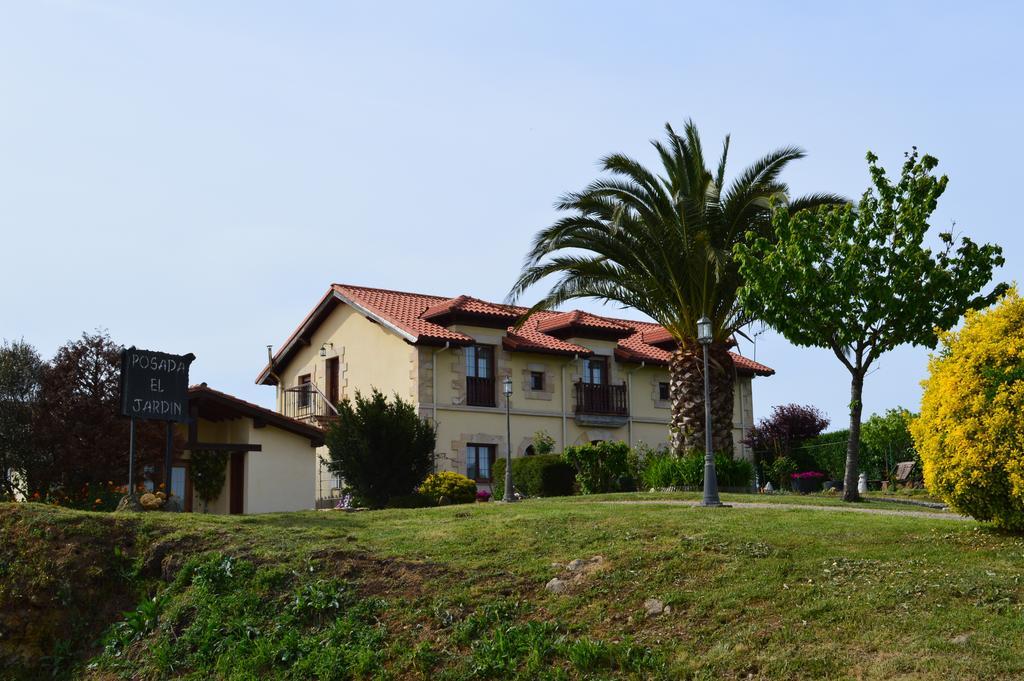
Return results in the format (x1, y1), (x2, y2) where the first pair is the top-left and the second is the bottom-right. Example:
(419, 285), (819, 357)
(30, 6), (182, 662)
(1, 496), (1022, 680)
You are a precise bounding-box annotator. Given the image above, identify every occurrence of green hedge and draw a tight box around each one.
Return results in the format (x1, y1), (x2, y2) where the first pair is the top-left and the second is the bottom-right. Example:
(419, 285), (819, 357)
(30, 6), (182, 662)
(493, 454), (576, 498)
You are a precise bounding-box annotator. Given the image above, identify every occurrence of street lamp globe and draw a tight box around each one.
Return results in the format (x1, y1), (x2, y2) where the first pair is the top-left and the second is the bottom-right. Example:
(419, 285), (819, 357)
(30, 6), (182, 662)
(502, 376), (513, 396)
(696, 316), (713, 345)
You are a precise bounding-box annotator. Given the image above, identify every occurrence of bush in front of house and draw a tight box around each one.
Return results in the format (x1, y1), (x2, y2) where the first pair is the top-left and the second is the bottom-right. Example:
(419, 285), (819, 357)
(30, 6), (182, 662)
(562, 441), (632, 494)
(418, 471), (477, 505)
(191, 450), (230, 513)
(562, 441), (628, 494)
(493, 454), (576, 499)
(640, 451), (754, 489)
(324, 389), (436, 508)
(912, 288), (1024, 531)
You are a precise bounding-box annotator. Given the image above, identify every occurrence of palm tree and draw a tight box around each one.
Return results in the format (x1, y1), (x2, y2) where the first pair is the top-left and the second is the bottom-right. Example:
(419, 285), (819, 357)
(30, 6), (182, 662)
(508, 120), (844, 456)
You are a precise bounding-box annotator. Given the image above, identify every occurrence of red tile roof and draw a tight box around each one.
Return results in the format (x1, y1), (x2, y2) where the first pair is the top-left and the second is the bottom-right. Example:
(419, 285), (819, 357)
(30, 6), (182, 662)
(188, 383), (325, 445)
(536, 310), (634, 339)
(256, 284), (775, 384)
(421, 294), (520, 320)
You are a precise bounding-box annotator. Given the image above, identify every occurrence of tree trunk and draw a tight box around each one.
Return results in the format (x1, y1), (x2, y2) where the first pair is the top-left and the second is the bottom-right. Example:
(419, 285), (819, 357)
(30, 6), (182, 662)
(842, 370), (865, 502)
(669, 343), (735, 458)
(708, 344), (735, 457)
(669, 345), (703, 456)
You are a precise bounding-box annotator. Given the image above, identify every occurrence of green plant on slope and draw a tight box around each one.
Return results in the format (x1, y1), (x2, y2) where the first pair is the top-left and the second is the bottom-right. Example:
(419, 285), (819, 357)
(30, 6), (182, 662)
(509, 119), (843, 457)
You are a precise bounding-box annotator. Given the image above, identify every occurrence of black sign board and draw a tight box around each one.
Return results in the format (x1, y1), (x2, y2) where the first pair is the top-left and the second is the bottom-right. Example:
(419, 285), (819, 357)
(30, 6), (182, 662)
(119, 347), (195, 422)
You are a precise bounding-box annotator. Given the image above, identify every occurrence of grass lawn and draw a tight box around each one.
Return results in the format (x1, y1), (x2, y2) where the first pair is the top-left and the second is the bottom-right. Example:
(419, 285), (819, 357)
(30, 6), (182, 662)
(2, 497), (1021, 680)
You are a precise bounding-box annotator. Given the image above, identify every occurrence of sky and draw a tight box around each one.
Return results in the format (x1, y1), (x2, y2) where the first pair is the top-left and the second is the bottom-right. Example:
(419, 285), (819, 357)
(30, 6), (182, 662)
(1, 1), (1021, 429)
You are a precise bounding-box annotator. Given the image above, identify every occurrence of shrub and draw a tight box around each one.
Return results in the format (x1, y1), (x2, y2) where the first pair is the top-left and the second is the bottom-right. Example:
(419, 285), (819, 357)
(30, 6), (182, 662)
(640, 451), (752, 489)
(628, 441), (670, 484)
(639, 453), (673, 488)
(190, 450), (229, 513)
(562, 441), (631, 494)
(324, 389), (436, 508)
(715, 455), (755, 487)
(531, 431), (556, 456)
(912, 289), (1024, 530)
(744, 404), (829, 470)
(418, 471), (477, 505)
(767, 456), (797, 489)
(493, 454), (575, 499)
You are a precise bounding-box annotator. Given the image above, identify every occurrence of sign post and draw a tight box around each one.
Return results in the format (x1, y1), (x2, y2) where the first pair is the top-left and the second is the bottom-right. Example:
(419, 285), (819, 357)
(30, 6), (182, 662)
(120, 348), (195, 506)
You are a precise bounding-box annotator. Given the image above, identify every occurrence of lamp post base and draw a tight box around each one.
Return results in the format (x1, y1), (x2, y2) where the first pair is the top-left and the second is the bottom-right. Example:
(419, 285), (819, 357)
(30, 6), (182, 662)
(698, 501), (731, 507)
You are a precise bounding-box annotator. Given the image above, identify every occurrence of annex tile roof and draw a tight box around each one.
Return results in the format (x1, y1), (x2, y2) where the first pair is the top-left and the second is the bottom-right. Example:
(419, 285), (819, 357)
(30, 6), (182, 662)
(256, 284), (775, 384)
(188, 383), (325, 445)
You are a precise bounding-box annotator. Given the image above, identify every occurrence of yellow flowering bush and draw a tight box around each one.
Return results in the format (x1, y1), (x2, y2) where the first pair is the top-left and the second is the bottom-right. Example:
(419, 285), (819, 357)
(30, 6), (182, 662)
(911, 288), (1024, 530)
(418, 471), (477, 505)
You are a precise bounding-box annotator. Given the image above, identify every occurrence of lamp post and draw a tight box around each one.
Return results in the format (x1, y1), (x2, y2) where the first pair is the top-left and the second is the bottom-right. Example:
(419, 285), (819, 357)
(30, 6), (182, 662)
(697, 316), (724, 507)
(501, 376), (516, 502)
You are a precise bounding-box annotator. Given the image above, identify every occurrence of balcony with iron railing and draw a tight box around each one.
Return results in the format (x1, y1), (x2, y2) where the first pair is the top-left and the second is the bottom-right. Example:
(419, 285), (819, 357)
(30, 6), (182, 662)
(282, 383), (339, 426)
(465, 376), (496, 407)
(574, 380), (629, 426)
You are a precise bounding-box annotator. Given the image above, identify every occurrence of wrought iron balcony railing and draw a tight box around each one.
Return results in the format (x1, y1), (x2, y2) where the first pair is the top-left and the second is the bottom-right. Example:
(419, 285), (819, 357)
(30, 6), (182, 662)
(466, 376), (496, 407)
(282, 383), (339, 425)
(574, 380), (628, 416)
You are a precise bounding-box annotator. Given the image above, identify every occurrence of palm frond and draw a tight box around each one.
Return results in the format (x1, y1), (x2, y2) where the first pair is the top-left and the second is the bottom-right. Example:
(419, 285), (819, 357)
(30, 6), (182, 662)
(509, 120), (835, 343)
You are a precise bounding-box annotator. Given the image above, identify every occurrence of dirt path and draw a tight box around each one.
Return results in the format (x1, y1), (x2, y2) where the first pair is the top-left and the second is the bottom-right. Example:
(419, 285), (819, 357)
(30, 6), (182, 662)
(596, 499), (972, 521)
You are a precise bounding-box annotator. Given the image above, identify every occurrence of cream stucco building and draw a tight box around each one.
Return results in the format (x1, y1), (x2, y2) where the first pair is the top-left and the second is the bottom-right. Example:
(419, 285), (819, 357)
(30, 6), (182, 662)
(257, 284), (774, 504)
(167, 384), (324, 514)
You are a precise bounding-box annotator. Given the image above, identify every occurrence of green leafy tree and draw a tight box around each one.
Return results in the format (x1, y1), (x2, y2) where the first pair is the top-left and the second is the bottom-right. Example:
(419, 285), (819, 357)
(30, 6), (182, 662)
(0, 339), (43, 498)
(509, 120), (842, 456)
(736, 149), (1005, 501)
(324, 389), (436, 508)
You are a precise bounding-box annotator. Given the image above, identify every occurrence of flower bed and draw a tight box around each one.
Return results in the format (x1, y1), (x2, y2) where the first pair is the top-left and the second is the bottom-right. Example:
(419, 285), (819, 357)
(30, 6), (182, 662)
(790, 471), (826, 494)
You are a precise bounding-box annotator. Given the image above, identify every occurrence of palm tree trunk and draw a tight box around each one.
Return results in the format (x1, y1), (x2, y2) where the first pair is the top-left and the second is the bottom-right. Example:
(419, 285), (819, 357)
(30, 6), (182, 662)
(669, 345), (703, 456)
(669, 343), (735, 457)
(708, 344), (735, 457)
